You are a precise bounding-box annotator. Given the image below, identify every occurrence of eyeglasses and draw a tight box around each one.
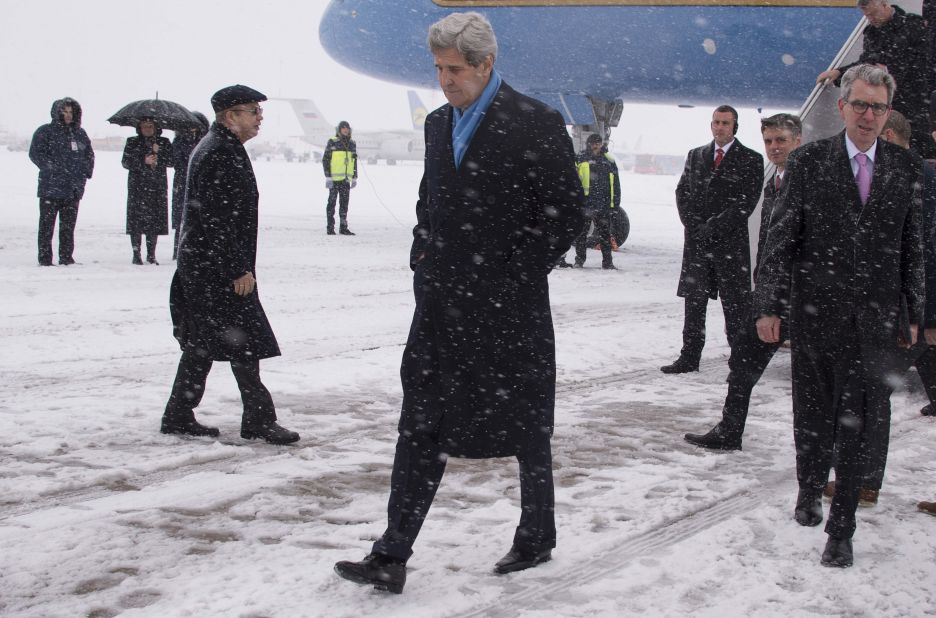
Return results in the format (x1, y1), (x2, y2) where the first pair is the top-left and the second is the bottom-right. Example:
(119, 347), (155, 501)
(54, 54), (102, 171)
(845, 99), (889, 116)
(231, 106), (263, 116)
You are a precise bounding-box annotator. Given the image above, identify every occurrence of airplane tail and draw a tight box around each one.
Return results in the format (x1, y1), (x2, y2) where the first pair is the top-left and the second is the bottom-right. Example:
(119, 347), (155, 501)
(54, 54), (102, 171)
(274, 97), (334, 141)
(407, 91), (428, 131)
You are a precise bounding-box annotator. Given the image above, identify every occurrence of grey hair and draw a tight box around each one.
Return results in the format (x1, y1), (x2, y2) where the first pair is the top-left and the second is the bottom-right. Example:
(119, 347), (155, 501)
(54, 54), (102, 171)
(856, 0), (886, 7)
(840, 63), (896, 105)
(427, 12), (497, 66)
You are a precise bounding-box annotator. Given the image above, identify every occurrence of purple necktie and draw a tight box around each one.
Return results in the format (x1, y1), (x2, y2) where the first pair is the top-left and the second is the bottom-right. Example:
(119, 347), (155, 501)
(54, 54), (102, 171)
(855, 152), (871, 206)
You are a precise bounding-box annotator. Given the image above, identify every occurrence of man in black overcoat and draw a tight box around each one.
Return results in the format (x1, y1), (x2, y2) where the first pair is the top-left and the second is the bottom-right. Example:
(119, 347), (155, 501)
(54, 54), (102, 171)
(684, 113), (802, 450)
(161, 84), (299, 445)
(335, 12), (584, 594)
(754, 65), (924, 567)
(29, 97), (94, 266)
(662, 106), (763, 373)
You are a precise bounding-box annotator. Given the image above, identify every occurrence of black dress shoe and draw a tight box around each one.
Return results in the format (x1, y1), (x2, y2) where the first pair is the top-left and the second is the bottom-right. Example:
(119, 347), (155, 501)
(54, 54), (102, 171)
(794, 488), (823, 527)
(241, 422), (300, 444)
(493, 546), (552, 574)
(684, 425), (741, 451)
(661, 357), (699, 374)
(820, 535), (853, 568)
(147, 256), (159, 265)
(59, 257), (76, 265)
(339, 228), (356, 236)
(334, 554), (406, 594)
(921, 403), (936, 417)
(327, 228), (336, 235)
(602, 263), (617, 270)
(132, 253), (144, 265)
(160, 417), (220, 438)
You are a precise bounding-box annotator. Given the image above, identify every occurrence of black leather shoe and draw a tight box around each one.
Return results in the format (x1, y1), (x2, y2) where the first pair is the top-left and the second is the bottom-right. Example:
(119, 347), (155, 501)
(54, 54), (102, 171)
(684, 425), (741, 451)
(147, 256), (159, 265)
(820, 536), (853, 568)
(602, 263), (617, 270)
(493, 546), (552, 574)
(160, 417), (220, 438)
(921, 403), (936, 417)
(794, 488), (823, 527)
(339, 228), (356, 236)
(241, 422), (300, 444)
(59, 257), (76, 266)
(132, 252), (144, 265)
(327, 228), (336, 235)
(661, 357), (699, 374)
(334, 554), (406, 594)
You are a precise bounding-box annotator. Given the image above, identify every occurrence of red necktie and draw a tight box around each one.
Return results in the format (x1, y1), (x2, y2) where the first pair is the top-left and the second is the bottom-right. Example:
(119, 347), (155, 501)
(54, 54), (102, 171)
(774, 174), (781, 191)
(714, 148), (724, 170)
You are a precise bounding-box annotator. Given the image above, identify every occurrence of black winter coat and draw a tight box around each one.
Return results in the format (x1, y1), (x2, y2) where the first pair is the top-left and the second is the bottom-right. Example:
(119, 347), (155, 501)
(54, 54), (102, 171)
(675, 140), (764, 299)
(171, 132), (204, 229)
(122, 130), (172, 235)
(753, 132), (924, 348)
(838, 6), (929, 124)
(170, 122), (279, 362)
(401, 81), (585, 458)
(29, 98), (94, 200)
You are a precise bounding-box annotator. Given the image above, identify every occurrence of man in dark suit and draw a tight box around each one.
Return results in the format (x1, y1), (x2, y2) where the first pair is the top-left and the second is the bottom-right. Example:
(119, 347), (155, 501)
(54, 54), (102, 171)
(684, 113), (802, 450)
(754, 64), (924, 567)
(333, 12), (584, 594)
(161, 84), (299, 445)
(662, 106), (763, 373)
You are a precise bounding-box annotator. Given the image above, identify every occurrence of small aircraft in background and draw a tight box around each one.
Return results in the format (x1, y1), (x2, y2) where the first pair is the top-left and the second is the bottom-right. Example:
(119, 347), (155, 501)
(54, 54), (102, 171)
(276, 96), (425, 165)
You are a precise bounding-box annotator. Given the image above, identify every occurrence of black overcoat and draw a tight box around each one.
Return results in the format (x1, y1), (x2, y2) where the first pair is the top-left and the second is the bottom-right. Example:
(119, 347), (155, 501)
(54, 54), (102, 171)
(122, 130), (172, 236)
(675, 140), (763, 299)
(169, 122), (280, 362)
(401, 81), (585, 459)
(171, 133), (201, 229)
(753, 132), (924, 348)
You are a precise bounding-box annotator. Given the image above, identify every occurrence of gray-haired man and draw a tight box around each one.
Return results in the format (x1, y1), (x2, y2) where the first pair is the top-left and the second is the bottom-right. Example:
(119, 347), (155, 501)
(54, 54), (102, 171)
(334, 12), (584, 593)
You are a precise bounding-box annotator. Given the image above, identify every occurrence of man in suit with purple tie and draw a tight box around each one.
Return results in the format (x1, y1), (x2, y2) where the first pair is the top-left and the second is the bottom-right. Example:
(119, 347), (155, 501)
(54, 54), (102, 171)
(753, 64), (924, 567)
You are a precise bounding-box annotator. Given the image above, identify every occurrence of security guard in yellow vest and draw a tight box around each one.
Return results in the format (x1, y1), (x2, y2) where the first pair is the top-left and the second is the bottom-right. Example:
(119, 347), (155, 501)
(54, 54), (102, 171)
(323, 120), (358, 235)
(573, 133), (621, 269)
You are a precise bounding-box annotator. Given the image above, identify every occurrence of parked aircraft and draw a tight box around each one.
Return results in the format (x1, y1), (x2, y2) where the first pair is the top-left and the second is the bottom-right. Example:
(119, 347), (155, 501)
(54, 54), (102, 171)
(407, 90), (429, 131)
(318, 0), (865, 140)
(277, 97), (424, 165)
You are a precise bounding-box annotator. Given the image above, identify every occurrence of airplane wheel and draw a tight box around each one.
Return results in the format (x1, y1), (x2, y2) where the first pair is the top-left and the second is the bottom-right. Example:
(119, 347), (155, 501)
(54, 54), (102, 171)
(612, 210), (630, 247)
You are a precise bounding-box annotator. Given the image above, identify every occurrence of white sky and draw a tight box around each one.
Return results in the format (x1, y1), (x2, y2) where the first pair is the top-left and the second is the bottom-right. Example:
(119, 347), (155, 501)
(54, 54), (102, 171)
(3, 0), (796, 155)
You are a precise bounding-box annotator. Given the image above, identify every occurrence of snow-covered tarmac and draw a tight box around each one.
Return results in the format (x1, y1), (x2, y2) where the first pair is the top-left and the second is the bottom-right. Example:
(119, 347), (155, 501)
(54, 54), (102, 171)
(1, 148), (934, 617)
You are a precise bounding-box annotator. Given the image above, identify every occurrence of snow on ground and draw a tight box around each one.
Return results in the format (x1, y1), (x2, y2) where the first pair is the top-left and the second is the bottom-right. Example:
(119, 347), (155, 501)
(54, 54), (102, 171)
(1, 147), (934, 618)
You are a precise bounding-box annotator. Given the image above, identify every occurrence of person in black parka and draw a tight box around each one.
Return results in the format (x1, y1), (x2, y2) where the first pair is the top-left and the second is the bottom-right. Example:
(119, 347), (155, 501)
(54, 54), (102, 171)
(162, 84), (299, 446)
(122, 118), (172, 264)
(171, 111), (209, 260)
(334, 12), (585, 594)
(28, 97), (94, 266)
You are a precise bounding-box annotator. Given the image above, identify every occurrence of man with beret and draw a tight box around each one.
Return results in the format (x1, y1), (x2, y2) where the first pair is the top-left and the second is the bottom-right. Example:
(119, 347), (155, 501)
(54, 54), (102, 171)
(161, 84), (299, 445)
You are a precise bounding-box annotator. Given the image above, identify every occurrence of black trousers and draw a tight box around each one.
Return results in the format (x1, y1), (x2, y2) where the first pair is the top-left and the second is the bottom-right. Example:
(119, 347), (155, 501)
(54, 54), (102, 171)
(372, 432), (556, 562)
(131, 234), (158, 259)
(164, 350), (277, 429)
(679, 291), (748, 362)
(716, 322), (783, 441)
(38, 198), (79, 264)
(326, 181), (351, 230)
(791, 326), (893, 539)
(574, 211), (612, 266)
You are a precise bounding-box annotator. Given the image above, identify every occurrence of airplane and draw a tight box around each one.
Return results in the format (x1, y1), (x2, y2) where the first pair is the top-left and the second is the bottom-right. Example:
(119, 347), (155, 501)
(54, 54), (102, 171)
(276, 97), (425, 165)
(318, 0), (890, 143)
(407, 90), (429, 131)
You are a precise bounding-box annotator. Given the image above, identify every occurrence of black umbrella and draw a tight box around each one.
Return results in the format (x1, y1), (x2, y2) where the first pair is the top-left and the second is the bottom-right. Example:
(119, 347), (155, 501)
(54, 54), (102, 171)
(108, 98), (201, 132)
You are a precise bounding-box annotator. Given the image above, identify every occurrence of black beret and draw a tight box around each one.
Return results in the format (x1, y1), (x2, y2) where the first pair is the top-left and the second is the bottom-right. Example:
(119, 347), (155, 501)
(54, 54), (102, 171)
(210, 84), (267, 113)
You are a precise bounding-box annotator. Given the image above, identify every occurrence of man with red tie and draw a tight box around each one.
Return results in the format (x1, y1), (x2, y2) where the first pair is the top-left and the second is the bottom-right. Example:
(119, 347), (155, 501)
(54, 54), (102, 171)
(662, 105), (764, 373)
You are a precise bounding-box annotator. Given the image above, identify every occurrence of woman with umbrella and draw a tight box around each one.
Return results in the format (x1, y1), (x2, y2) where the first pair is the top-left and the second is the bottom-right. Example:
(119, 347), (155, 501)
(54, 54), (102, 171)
(171, 111), (209, 260)
(121, 118), (173, 264)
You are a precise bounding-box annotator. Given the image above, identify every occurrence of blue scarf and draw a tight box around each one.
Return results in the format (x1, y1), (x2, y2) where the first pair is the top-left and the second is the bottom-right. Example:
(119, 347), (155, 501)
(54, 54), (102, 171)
(451, 69), (502, 169)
